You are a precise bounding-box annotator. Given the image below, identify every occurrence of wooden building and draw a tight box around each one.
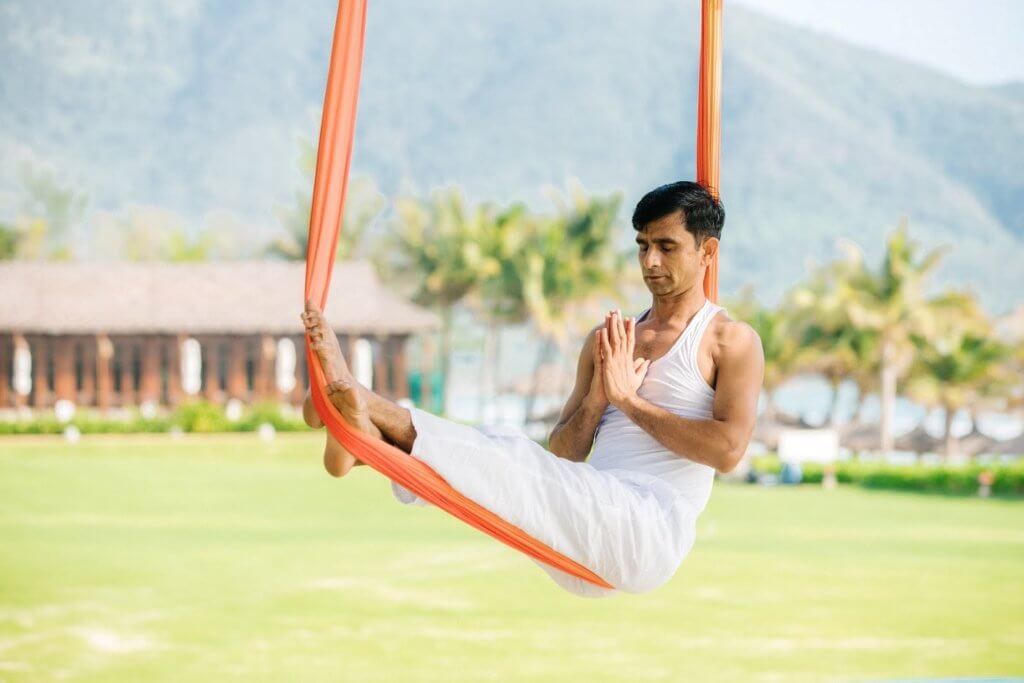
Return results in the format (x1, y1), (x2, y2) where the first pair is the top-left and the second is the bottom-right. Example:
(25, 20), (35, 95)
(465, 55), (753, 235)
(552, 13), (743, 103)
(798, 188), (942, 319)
(0, 261), (437, 411)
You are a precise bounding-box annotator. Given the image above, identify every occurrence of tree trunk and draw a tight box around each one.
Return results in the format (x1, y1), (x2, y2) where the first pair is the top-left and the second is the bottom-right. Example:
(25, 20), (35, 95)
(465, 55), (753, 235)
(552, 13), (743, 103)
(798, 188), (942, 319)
(493, 324), (504, 423)
(479, 321), (497, 422)
(438, 306), (454, 417)
(852, 383), (868, 423)
(880, 339), (898, 455)
(524, 336), (552, 422)
(827, 375), (842, 427)
(943, 404), (958, 461)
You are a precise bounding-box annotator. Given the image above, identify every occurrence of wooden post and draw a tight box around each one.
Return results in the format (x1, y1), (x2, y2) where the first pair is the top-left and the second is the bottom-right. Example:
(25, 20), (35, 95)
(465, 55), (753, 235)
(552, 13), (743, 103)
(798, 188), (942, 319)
(227, 337), (248, 400)
(139, 337), (162, 404)
(119, 340), (136, 407)
(419, 333), (433, 411)
(291, 336), (306, 404)
(391, 336), (410, 400)
(80, 338), (95, 406)
(257, 335), (276, 400)
(96, 334), (113, 412)
(32, 337), (49, 409)
(203, 339), (221, 403)
(53, 337), (76, 402)
(166, 336), (182, 407)
(373, 334), (389, 398)
(0, 334), (9, 408)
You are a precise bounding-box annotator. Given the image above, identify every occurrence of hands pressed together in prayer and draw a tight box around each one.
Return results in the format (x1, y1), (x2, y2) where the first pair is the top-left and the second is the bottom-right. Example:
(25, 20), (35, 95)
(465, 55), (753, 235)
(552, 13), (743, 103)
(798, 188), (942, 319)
(589, 310), (652, 411)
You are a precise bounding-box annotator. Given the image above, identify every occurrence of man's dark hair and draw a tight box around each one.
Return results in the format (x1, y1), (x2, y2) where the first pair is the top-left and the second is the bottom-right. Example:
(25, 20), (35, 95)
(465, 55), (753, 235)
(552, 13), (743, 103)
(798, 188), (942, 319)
(631, 181), (724, 245)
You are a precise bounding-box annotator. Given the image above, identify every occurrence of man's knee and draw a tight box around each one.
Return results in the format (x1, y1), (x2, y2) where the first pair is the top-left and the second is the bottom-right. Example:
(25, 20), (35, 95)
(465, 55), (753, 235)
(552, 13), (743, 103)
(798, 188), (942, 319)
(616, 564), (677, 594)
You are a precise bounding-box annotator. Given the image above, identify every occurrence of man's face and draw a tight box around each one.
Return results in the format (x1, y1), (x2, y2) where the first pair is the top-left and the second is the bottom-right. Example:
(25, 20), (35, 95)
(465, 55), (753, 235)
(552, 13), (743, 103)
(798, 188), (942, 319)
(635, 210), (713, 296)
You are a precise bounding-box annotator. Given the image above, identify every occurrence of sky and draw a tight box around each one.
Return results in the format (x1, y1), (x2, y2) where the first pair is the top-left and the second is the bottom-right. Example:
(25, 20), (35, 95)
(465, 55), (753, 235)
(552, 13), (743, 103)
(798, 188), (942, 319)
(735, 0), (1024, 85)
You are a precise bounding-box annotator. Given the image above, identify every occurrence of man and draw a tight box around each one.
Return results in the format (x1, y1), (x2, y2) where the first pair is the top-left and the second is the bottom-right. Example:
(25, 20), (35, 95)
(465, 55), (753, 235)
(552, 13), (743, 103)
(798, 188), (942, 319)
(301, 181), (764, 597)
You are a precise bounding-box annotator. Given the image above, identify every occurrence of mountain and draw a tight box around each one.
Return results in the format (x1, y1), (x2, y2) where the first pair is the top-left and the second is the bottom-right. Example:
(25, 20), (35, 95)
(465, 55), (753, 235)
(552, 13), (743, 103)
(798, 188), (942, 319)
(1, 0), (1021, 310)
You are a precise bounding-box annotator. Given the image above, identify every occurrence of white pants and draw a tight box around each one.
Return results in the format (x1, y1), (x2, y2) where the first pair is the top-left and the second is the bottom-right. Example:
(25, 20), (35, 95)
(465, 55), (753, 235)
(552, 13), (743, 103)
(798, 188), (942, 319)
(391, 408), (698, 598)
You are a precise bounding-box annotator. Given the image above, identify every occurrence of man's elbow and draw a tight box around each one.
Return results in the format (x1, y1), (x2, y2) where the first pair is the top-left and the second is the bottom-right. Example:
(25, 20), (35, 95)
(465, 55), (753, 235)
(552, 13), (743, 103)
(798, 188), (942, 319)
(547, 427), (564, 457)
(714, 438), (748, 474)
(547, 429), (573, 461)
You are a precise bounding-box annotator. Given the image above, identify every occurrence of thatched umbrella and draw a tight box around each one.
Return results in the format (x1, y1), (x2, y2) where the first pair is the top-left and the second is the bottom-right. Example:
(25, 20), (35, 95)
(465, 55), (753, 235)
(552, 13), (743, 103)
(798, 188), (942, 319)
(958, 428), (1002, 458)
(893, 425), (1003, 458)
(894, 425), (942, 454)
(990, 431), (1024, 456)
(751, 412), (811, 450)
(841, 422), (883, 452)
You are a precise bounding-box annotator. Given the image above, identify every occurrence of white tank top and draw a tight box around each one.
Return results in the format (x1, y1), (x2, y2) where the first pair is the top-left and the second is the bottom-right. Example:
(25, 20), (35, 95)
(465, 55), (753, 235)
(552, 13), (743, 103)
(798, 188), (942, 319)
(588, 299), (723, 513)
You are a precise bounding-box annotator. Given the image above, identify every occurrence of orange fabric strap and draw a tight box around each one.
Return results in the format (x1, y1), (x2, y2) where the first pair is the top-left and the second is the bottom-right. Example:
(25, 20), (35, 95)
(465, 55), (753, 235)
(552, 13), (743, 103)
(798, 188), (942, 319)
(304, 0), (614, 589)
(697, 0), (722, 303)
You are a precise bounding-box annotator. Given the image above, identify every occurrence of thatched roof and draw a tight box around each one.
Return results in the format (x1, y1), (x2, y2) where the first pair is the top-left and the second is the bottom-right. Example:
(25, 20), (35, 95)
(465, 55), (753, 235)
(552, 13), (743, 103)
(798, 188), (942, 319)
(0, 261), (438, 336)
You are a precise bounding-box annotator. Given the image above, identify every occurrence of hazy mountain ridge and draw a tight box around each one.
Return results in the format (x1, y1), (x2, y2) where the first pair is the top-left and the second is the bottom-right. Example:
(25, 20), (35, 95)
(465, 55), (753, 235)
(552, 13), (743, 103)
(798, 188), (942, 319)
(1, 0), (1021, 309)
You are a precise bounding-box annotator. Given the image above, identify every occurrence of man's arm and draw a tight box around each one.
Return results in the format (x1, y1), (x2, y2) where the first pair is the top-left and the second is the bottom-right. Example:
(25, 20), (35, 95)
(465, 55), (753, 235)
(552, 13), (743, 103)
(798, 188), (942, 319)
(610, 319), (764, 473)
(547, 328), (608, 462)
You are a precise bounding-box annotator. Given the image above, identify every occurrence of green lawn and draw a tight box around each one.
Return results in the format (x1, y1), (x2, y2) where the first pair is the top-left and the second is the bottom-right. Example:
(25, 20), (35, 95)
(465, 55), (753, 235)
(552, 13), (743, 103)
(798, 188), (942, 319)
(1, 434), (1022, 682)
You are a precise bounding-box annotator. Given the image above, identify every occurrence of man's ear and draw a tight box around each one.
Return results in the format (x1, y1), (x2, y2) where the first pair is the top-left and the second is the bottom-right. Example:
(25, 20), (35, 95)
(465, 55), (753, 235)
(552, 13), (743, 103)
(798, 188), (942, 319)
(700, 237), (719, 266)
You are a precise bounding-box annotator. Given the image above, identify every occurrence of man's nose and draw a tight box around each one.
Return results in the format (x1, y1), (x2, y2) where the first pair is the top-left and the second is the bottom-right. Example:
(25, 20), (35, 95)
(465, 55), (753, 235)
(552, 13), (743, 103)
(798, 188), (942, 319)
(643, 249), (660, 269)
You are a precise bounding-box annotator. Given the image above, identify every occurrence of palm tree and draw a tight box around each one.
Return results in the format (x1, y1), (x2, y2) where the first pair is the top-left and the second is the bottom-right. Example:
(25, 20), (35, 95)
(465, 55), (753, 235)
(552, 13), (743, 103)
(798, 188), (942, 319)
(468, 203), (531, 420)
(905, 292), (1013, 459)
(16, 163), (86, 260)
(839, 222), (947, 454)
(727, 287), (803, 422)
(788, 260), (873, 426)
(520, 182), (627, 419)
(380, 187), (501, 415)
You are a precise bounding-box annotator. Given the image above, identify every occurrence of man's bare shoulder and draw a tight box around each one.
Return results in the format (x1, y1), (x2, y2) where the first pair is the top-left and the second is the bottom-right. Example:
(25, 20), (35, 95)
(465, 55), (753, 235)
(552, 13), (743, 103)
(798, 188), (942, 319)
(707, 310), (763, 365)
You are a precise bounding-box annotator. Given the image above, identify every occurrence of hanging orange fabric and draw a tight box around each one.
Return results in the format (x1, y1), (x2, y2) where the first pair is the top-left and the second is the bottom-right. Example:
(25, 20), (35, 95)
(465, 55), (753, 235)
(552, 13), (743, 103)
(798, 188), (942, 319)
(304, 0), (723, 590)
(697, 0), (722, 303)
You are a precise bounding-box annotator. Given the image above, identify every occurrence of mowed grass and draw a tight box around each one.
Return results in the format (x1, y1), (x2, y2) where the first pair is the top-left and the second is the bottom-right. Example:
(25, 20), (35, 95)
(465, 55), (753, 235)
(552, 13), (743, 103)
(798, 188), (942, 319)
(1, 434), (1022, 683)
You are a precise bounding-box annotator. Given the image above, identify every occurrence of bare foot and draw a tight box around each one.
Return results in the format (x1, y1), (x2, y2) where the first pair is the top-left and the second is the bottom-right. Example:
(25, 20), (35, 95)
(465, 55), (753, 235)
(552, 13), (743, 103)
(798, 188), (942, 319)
(301, 301), (382, 477)
(302, 300), (352, 384)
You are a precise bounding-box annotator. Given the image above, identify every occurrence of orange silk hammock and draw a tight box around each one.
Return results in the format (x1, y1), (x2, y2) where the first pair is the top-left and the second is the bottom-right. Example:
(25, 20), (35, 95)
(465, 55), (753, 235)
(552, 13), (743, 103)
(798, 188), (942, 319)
(305, 0), (723, 590)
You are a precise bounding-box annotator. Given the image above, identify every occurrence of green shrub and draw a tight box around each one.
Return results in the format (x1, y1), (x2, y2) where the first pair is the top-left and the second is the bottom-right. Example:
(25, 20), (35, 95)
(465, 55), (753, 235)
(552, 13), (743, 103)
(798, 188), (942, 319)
(172, 401), (229, 433)
(747, 453), (1024, 497)
(0, 401), (313, 436)
(235, 402), (307, 432)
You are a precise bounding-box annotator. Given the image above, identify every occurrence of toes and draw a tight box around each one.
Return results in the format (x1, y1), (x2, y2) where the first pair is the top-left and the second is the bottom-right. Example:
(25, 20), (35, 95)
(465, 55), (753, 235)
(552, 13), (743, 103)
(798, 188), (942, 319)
(325, 379), (351, 395)
(301, 304), (325, 330)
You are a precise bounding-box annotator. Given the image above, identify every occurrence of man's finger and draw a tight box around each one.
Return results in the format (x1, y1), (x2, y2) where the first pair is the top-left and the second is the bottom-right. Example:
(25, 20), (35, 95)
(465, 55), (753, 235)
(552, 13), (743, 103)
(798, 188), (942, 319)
(609, 310), (621, 351)
(599, 327), (613, 358)
(615, 310), (626, 349)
